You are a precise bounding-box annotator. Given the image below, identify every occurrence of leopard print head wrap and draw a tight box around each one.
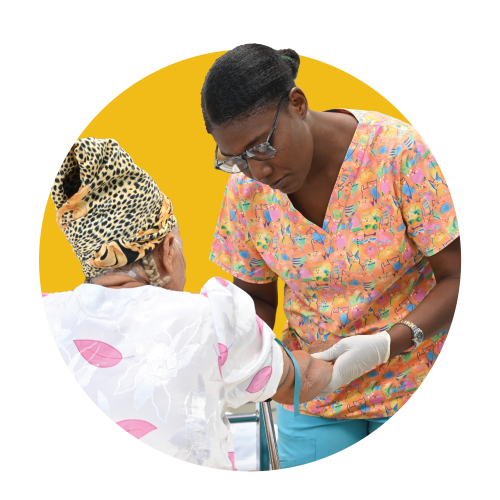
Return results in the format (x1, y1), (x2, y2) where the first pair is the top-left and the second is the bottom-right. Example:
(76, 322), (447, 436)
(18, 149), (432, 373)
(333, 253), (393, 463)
(52, 137), (177, 278)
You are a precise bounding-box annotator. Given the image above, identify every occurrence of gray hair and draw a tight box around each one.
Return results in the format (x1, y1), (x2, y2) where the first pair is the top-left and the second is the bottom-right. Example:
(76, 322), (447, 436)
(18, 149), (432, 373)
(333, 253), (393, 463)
(86, 252), (171, 287)
(86, 224), (181, 287)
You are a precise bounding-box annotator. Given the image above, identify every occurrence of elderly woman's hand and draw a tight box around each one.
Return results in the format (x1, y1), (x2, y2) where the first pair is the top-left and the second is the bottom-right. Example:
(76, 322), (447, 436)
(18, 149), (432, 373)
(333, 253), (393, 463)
(307, 340), (336, 355)
(311, 332), (391, 397)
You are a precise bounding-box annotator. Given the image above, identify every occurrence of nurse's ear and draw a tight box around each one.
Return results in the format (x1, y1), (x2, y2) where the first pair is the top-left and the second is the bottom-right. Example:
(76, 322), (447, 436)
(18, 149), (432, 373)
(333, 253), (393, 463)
(287, 87), (309, 120)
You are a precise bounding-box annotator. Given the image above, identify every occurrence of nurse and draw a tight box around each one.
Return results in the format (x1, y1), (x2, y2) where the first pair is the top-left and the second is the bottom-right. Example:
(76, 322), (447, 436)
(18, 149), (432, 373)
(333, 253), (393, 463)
(203, 44), (460, 468)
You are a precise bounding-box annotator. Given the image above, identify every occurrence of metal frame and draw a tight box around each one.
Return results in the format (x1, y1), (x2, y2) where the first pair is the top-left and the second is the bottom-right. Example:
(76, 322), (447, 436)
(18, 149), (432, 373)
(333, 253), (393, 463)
(227, 402), (280, 471)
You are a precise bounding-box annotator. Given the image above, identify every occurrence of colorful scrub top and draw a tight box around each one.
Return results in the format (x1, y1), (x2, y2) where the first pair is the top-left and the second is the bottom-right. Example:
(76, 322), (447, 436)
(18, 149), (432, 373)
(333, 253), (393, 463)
(210, 110), (459, 420)
(43, 278), (283, 471)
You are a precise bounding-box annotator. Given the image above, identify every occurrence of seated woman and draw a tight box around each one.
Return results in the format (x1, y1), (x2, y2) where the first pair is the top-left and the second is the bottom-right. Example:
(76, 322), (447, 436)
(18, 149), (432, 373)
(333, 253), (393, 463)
(44, 138), (383, 470)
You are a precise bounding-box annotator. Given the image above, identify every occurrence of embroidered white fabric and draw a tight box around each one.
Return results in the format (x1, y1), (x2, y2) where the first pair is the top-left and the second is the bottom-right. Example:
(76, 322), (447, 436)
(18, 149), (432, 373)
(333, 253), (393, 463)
(43, 277), (283, 471)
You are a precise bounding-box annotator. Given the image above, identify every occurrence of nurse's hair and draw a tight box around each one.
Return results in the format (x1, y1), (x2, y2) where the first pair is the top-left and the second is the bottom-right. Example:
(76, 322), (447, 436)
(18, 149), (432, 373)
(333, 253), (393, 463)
(201, 44), (300, 132)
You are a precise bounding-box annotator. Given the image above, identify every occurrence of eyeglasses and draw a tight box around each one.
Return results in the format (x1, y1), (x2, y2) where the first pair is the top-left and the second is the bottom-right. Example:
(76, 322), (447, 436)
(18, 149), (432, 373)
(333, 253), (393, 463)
(214, 94), (288, 174)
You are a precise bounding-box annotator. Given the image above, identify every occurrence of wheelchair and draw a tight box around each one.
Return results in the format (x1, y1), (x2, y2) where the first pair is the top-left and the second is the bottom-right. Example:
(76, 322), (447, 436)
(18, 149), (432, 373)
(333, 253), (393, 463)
(227, 401), (280, 471)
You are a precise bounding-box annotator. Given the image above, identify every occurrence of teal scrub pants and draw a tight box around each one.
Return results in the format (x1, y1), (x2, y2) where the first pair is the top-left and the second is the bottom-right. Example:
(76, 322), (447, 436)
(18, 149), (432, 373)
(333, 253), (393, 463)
(276, 405), (390, 469)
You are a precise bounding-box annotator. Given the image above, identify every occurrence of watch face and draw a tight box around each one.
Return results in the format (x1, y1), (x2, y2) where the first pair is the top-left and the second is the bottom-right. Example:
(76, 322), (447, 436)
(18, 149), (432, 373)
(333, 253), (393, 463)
(415, 330), (424, 344)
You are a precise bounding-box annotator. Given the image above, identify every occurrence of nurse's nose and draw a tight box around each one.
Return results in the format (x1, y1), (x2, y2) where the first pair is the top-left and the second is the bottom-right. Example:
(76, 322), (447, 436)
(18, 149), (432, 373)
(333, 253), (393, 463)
(247, 160), (273, 183)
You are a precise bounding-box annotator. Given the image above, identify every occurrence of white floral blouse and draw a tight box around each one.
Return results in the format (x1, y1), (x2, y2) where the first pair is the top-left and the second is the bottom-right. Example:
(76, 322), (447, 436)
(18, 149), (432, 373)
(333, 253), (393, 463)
(43, 277), (283, 471)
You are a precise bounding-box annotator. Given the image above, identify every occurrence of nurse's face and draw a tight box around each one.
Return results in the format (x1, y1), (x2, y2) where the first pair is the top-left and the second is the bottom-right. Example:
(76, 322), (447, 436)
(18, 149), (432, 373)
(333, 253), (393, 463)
(210, 88), (314, 195)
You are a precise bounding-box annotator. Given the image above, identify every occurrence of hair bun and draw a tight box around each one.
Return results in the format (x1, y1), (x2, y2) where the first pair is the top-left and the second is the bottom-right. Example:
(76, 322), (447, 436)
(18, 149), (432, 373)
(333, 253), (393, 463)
(276, 49), (300, 79)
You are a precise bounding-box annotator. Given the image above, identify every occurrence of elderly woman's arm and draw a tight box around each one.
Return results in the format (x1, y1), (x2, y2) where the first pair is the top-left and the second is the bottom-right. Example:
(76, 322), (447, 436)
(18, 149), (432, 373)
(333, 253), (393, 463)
(272, 349), (334, 405)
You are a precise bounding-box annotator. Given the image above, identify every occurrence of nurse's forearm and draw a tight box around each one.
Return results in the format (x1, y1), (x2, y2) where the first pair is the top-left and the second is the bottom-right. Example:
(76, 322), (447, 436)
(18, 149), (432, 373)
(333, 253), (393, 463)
(388, 276), (460, 357)
(252, 298), (277, 329)
(233, 277), (278, 329)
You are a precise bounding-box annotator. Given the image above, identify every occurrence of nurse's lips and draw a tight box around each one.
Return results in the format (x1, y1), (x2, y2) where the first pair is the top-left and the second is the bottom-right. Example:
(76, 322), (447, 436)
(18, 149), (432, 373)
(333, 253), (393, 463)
(269, 175), (288, 190)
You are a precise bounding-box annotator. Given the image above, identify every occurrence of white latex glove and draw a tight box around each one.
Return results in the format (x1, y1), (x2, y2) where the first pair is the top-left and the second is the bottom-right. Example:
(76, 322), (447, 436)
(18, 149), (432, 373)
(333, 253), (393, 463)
(311, 332), (391, 398)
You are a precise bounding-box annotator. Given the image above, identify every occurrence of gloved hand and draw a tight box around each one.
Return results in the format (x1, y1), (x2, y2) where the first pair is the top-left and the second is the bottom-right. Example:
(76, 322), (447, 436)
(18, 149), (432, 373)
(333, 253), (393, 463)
(311, 332), (391, 398)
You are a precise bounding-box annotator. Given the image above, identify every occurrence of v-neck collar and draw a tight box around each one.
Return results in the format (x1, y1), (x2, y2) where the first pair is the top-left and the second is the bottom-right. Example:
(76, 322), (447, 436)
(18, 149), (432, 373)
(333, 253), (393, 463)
(275, 109), (366, 237)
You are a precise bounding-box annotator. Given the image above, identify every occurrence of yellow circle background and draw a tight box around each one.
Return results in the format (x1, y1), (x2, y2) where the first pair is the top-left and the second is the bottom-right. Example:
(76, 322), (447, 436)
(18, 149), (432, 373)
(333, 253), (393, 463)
(39, 51), (408, 339)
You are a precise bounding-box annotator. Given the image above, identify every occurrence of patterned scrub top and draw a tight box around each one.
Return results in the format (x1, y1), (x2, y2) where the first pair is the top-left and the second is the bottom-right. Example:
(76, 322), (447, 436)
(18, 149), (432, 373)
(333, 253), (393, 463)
(210, 109), (459, 420)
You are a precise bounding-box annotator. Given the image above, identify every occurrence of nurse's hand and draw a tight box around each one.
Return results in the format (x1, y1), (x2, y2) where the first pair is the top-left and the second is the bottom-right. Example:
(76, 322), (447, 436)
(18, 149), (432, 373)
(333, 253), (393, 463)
(311, 332), (391, 397)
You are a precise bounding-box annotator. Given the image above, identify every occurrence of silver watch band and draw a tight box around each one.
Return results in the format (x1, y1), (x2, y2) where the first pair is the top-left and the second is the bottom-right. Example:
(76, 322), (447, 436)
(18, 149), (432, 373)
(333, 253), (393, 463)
(396, 320), (424, 352)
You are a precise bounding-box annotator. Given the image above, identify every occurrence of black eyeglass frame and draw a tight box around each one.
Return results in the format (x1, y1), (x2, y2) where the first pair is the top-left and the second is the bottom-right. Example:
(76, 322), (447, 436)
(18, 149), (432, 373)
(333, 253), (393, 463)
(214, 94), (289, 174)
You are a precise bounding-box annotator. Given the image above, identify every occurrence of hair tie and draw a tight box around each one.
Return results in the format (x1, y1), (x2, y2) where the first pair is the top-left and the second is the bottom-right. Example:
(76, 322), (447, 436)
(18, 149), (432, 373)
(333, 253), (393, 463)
(281, 55), (294, 63)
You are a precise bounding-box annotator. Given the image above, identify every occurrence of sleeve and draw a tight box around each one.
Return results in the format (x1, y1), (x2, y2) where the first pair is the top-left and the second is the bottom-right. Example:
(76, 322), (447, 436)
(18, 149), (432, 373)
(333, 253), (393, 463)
(393, 129), (460, 256)
(202, 277), (283, 408)
(209, 176), (277, 283)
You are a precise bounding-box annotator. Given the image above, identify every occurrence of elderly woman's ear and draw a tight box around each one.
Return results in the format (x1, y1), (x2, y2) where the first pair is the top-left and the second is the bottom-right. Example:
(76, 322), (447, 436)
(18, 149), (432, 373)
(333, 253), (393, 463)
(158, 227), (186, 292)
(158, 233), (176, 275)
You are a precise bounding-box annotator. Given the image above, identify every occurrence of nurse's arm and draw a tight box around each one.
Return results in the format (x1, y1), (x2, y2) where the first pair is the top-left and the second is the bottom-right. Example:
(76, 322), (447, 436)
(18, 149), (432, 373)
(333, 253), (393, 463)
(233, 277), (278, 329)
(272, 349), (334, 405)
(387, 236), (461, 358)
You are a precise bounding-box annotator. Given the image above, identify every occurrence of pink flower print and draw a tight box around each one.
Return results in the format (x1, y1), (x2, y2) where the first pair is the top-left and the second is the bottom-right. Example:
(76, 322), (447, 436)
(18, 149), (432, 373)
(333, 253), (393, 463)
(215, 277), (229, 287)
(352, 304), (366, 319)
(298, 268), (312, 281)
(415, 143), (428, 158)
(437, 339), (445, 352)
(267, 208), (281, 222)
(380, 177), (390, 195)
(255, 316), (265, 335)
(337, 260), (347, 272)
(116, 419), (157, 439)
(403, 244), (413, 260)
(242, 185), (253, 197)
(411, 287), (426, 302)
(332, 282), (345, 293)
(246, 366), (272, 393)
(228, 452), (238, 471)
(335, 232), (346, 250)
(368, 392), (384, 406)
(416, 232), (431, 247)
(224, 239), (235, 253)
(350, 215), (361, 231)
(74, 340), (123, 368)
(377, 230), (393, 245)
(364, 242), (378, 257)
(401, 378), (415, 391)
(216, 343), (229, 377)
(41, 293), (49, 298)
(410, 167), (424, 185)
(252, 269), (264, 279)
(212, 239), (222, 253)
(377, 294), (389, 307)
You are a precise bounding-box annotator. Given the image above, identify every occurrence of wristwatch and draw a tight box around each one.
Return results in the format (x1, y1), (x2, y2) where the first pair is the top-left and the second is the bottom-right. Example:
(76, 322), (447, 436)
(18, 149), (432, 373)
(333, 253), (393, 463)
(396, 320), (424, 352)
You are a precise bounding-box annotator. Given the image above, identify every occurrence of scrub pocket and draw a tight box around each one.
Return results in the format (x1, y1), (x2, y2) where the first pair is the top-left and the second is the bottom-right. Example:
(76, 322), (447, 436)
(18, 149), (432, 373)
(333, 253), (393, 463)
(277, 430), (316, 469)
(276, 404), (391, 468)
